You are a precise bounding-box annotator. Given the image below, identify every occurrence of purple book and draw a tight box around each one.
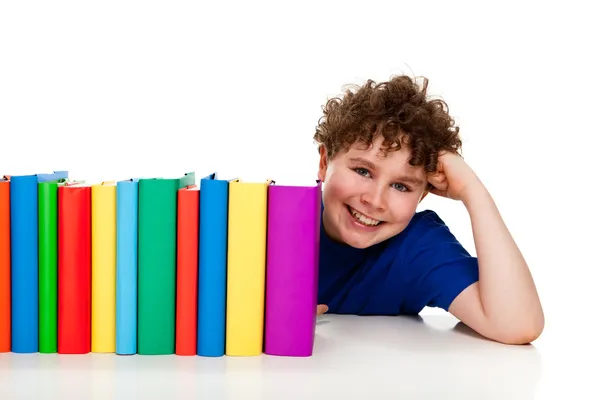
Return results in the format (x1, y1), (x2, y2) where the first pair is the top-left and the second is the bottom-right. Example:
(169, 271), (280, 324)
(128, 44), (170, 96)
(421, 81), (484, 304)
(264, 180), (322, 357)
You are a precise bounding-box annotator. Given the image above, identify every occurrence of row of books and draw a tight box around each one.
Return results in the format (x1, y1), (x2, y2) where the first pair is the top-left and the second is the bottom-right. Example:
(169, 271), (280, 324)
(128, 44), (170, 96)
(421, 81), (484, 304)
(0, 171), (322, 357)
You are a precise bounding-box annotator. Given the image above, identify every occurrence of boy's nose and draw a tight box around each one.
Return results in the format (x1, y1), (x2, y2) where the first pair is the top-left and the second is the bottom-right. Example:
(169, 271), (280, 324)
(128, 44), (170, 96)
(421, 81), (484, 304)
(360, 185), (386, 211)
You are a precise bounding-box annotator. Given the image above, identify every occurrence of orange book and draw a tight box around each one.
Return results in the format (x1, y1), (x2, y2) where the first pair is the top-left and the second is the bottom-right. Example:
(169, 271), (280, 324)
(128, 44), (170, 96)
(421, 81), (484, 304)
(175, 185), (199, 355)
(0, 176), (10, 352)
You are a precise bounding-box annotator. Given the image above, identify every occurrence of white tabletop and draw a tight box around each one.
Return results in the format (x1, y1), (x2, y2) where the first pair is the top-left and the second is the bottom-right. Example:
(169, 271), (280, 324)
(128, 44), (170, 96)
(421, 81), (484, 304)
(0, 312), (595, 399)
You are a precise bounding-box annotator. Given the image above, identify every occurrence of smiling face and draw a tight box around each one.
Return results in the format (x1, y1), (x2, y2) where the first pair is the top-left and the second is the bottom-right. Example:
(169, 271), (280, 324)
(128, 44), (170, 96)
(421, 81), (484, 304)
(318, 135), (429, 249)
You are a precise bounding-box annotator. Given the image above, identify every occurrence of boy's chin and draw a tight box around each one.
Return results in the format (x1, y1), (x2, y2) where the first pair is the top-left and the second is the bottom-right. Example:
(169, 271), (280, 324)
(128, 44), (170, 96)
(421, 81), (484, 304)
(339, 230), (386, 249)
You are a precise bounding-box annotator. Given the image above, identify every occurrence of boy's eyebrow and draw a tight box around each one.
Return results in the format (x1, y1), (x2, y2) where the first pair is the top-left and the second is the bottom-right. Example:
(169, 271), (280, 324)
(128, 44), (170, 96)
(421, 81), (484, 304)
(349, 157), (425, 186)
(398, 175), (426, 187)
(349, 157), (377, 171)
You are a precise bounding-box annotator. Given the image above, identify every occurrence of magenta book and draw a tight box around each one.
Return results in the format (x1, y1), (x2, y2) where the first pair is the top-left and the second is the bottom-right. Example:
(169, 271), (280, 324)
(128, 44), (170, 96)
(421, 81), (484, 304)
(264, 180), (322, 357)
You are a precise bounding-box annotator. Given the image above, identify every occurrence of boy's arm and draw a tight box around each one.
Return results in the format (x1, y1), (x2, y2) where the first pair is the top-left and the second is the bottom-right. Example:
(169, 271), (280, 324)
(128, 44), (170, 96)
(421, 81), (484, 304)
(429, 153), (544, 345)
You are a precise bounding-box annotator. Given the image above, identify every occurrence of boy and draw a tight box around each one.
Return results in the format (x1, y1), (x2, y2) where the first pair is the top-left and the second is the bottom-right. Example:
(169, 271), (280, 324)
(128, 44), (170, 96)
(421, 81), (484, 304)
(314, 75), (544, 345)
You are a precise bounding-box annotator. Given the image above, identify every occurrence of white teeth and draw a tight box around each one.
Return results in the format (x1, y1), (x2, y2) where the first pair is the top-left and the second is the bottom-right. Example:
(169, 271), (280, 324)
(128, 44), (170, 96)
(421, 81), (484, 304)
(349, 207), (381, 227)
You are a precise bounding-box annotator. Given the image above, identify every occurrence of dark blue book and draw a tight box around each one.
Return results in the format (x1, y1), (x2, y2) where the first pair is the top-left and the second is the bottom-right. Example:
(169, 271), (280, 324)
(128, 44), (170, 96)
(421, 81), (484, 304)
(197, 172), (232, 357)
(10, 171), (68, 353)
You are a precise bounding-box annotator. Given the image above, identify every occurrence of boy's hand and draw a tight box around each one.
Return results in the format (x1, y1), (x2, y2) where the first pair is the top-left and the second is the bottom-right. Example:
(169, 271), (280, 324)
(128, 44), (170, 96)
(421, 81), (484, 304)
(426, 151), (481, 202)
(317, 304), (329, 315)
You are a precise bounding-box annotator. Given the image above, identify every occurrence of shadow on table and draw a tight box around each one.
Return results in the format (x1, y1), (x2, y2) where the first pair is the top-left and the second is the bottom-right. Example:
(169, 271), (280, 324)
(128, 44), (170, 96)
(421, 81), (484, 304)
(296, 313), (543, 399)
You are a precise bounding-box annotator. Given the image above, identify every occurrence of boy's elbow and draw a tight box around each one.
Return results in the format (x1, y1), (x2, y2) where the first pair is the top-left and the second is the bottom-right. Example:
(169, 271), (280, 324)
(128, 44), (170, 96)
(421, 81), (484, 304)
(497, 326), (543, 345)
(495, 313), (545, 345)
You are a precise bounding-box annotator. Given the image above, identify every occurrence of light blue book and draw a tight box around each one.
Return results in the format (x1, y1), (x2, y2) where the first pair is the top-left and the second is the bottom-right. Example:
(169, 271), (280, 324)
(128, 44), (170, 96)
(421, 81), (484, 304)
(115, 178), (138, 355)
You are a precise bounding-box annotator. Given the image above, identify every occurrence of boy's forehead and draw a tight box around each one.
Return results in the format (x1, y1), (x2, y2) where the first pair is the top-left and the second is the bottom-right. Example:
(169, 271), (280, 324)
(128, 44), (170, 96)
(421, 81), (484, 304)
(348, 139), (412, 161)
(349, 136), (405, 153)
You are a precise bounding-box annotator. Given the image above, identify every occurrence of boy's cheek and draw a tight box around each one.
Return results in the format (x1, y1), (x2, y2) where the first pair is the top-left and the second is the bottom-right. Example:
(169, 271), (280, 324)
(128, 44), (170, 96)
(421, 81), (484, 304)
(327, 182), (357, 205)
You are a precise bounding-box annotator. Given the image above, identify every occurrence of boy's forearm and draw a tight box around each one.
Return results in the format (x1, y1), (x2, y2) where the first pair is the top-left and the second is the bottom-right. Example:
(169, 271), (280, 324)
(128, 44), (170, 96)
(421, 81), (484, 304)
(461, 178), (544, 341)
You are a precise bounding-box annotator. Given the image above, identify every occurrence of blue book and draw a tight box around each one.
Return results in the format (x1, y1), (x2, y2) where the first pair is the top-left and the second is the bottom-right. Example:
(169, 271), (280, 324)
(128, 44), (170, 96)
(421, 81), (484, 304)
(115, 179), (138, 355)
(197, 172), (231, 357)
(10, 171), (68, 353)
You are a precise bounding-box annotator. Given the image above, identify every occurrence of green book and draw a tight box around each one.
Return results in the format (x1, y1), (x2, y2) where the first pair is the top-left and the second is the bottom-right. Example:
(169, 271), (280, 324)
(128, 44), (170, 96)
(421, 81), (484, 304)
(38, 178), (68, 353)
(137, 172), (195, 355)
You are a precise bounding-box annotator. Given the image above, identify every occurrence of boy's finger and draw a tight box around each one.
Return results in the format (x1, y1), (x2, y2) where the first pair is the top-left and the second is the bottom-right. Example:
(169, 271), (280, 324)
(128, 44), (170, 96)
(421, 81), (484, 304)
(317, 304), (329, 315)
(427, 173), (444, 187)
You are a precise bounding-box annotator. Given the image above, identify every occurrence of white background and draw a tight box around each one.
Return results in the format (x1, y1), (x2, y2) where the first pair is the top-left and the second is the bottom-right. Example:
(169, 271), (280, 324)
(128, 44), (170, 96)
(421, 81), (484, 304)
(1, 0), (599, 398)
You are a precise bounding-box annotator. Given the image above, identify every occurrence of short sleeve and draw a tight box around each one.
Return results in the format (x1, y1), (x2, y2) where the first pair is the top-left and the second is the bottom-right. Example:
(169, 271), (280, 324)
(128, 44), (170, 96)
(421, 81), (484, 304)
(401, 210), (479, 313)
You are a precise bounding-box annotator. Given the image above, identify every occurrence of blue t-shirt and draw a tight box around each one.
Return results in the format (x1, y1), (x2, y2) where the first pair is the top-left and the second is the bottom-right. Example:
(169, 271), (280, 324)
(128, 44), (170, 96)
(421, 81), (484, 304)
(317, 208), (479, 315)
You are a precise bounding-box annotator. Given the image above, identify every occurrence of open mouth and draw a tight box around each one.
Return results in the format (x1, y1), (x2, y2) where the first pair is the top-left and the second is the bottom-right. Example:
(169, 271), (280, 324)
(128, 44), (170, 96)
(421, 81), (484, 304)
(347, 205), (383, 228)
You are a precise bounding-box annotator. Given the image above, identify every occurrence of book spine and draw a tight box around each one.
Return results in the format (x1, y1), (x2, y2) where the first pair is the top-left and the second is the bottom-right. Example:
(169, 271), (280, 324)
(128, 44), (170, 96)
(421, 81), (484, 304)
(197, 179), (228, 357)
(58, 186), (91, 354)
(115, 180), (138, 355)
(138, 179), (179, 355)
(175, 186), (199, 356)
(0, 180), (10, 352)
(9, 175), (39, 353)
(91, 183), (116, 353)
(38, 181), (59, 353)
(264, 184), (321, 356)
(226, 181), (268, 356)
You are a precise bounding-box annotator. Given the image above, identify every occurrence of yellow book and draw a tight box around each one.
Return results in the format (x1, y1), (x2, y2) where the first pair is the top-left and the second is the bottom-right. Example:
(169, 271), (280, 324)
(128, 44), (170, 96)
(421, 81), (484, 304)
(91, 181), (117, 353)
(225, 178), (271, 356)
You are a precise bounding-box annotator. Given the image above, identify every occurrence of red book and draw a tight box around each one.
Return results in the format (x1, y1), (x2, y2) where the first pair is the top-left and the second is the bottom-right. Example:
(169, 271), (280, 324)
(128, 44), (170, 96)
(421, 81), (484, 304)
(58, 182), (91, 354)
(0, 176), (10, 353)
(175, 185), (199, 355)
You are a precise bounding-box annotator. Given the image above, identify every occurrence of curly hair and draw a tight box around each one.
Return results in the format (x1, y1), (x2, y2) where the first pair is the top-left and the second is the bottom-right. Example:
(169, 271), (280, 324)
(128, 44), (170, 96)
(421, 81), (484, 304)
(313, 75), (462, 174)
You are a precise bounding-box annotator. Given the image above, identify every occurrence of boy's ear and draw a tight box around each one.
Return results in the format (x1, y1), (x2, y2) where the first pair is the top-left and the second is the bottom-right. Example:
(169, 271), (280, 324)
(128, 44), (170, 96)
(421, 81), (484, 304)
(318, 145), (328, 182)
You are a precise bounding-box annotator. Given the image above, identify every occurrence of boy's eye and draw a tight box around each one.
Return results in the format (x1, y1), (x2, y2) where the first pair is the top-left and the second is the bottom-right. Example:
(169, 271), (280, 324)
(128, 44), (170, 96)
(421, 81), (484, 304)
(354, 168), (370, 177)
(391, 183), (408, 192)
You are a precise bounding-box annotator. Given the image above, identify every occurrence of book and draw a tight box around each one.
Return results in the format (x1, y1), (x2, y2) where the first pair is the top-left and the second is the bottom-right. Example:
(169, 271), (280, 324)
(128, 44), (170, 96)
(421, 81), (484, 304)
(0, 176), (10, 352)
(38, 177), (68, 353)
(175, 184), (199, 356)
(225, 178), (271, 356)
(197, 173), (231, 357)
(57, 181), (91, 354)
(138, 172), (195, 355)
(264, 180), (322, 357)
(91, 181), (117, 353)
(10, 171), (68, 353)
(115, 179), (138, 355)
